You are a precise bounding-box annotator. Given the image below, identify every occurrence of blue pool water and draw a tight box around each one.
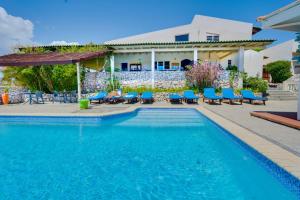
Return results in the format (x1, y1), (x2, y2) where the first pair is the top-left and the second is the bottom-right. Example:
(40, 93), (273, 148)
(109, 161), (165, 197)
(0, 109), (299, 199)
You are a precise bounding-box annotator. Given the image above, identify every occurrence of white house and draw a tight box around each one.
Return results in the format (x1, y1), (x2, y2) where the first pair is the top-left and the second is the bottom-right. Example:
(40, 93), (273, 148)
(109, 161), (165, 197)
(105, 15), (271, 81)
(260, 40), (299, 79)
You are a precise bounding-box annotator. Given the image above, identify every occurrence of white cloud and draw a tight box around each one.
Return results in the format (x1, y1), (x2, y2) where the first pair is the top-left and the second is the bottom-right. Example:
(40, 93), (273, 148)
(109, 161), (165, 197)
(0, 7), (34, 55)
(49, 41), (79, 46)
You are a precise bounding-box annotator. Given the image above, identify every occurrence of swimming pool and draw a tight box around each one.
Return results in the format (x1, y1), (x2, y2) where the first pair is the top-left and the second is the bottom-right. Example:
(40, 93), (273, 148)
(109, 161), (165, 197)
(0, 108), (299, 199)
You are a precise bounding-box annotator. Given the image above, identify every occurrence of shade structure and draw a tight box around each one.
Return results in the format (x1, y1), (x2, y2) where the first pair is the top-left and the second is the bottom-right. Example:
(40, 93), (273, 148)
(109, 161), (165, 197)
(0, 50), (109, 101)
(0, 51), (109, 66)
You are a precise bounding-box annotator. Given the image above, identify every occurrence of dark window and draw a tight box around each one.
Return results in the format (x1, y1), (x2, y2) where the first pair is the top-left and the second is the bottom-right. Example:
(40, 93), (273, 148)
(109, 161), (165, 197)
(129, 64), (142, 71)
(175, 34), (189, 42)
(228, 60), (232, 67)
(207, 36), (213, 41)
(121, 63), (128, 71)
(164, 61), (170, 70)
(155, 61), (158, 70)
(214, 35), (219, 42)
(207, 34), (219, 42)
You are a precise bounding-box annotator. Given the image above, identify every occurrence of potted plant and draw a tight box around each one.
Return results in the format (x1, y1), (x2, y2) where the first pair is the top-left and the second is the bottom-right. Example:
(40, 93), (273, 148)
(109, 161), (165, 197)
(1, 88), (9, 105)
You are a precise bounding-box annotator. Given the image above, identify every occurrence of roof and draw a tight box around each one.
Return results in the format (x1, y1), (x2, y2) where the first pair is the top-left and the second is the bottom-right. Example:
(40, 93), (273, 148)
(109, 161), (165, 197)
(107, 40), (274, 46)
(0, 51), (109, 67)
(107, 40), (275, 50)
(257, 0), (300, 21)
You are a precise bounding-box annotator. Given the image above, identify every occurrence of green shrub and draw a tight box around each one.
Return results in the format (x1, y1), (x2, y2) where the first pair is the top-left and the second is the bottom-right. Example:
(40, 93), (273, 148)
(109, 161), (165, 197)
(265, 60), (292, 83)
(226, 65), (238, 72)
(243, 77), (268, 93)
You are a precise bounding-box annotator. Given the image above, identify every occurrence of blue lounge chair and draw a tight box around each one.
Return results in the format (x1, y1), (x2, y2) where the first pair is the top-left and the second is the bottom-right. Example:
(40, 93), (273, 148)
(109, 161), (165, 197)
(169, 93), (183, 103)
(203, 88), (222, 104)
(241, 90), (268, 105)
(140, 91), (154, 104)
(222, 88), (243, 105)
(183, 90), (199, 103)
(123, 92), (138, 103)
(89, 91), (107, 104)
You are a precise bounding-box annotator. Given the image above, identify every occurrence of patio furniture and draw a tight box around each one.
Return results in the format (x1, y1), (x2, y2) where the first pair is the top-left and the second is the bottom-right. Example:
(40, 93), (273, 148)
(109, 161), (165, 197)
(32, 91), (45, 104)
(140, 92), (154, 104)
(89, 91), (108, 104)
(69, 91), (78, 103)
(183, 90), (199, 103)
(123, 92), (139, 104)
(52, 91), (65, 103)
(106, 91), (123, 104)
(203, 88), (222, 104)
(169, 93), (183, 103)
(241, 90), (268, 105)
(222, 88), (243, 105)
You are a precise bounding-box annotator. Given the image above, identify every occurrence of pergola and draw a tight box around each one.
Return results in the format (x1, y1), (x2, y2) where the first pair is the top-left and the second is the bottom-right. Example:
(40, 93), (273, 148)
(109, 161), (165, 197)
(0, 51), (108, 100)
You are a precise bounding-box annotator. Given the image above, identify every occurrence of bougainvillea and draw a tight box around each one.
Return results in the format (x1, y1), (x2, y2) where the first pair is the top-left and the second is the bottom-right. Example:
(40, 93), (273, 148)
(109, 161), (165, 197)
(185, 61), (222, 91)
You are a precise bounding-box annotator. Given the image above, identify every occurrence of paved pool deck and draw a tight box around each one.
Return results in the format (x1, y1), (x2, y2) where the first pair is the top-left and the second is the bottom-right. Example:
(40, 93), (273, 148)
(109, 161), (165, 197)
(0, 101), (300, 179)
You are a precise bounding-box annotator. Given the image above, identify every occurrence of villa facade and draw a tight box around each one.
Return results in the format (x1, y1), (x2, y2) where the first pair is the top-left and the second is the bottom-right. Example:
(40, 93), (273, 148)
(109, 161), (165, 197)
(94, 15), (273, 89)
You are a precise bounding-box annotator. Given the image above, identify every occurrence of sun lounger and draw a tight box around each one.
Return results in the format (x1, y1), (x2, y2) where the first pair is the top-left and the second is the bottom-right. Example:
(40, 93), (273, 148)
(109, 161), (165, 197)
(89, 91), (107, 103)
(140, 91), (154, 104)
(169, 93), (183, 103)
(222, 88), (243, 104)
(183, 90), (199, 103)
(124, 92), (139, 103)
(203, 88), (222, 104)
(241, 90), (268, 105)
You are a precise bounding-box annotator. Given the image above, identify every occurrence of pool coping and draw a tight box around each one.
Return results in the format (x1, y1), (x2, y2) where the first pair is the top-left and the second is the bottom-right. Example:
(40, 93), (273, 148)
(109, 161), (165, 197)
(1, 105), (300, 180)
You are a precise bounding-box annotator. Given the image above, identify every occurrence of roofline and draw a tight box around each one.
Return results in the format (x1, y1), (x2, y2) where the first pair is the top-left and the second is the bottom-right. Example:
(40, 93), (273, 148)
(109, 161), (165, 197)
(17, 40), (275, 50)
(105, 40), (275, 46)
(257, 0), (300, 21)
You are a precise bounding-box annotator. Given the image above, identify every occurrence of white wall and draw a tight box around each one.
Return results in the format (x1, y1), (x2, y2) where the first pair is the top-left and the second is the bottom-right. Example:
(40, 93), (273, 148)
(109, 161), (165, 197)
(261, 40), (298, 65)
(244, 50), (263, 77)
(114, 52), (194, 71)
(106, 15), (253, 44)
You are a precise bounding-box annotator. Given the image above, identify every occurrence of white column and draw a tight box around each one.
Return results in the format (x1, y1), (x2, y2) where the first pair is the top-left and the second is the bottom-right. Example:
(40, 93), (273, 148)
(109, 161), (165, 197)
(238, 47), (245, 72)
(193, 48), (198, 64)
(76, 62), (81, 100)
(110, 55), (115, 87)
(151, 49), (155, 88)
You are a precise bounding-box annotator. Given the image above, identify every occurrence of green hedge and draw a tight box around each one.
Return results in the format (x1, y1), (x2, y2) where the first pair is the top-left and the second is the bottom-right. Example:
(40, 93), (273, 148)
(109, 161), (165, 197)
(265, 60), (292, 83)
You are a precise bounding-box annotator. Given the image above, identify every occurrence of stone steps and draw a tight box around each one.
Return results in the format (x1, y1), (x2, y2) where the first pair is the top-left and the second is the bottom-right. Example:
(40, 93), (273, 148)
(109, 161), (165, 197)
(267, 90), (298, 101)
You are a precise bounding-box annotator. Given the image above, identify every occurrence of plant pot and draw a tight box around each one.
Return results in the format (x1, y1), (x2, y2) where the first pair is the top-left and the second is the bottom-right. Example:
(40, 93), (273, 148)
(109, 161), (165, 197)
(1, 93), (9, 105)
(79, 99), (89, 109)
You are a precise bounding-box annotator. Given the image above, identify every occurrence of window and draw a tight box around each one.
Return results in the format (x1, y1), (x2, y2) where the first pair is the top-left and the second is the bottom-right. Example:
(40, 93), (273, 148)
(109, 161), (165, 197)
(228, 60), (232, 67)
(121, 63), (128, 71)
(175, 34), (189, 42)
(206, 33), (220, 42)
(164, 61), (170, 70)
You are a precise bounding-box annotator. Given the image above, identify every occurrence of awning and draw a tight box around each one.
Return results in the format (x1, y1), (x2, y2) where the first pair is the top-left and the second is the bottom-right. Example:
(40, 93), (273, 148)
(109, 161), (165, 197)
(0, 51), (109, 66)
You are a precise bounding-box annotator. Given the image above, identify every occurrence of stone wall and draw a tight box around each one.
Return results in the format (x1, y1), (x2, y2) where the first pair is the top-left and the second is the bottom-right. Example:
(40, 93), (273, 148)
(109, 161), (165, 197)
(84, 71), (186, 91)
(83, 71), (242, 92)
(0, 87), (26, 104)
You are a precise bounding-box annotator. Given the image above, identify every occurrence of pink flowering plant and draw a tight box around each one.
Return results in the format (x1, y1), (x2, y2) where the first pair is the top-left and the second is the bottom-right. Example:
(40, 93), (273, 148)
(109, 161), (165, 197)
(185, 61), (222, 91)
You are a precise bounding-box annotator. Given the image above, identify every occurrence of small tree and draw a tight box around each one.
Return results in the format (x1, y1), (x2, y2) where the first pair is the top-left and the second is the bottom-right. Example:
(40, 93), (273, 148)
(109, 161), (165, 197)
(185, 62), (221, 91)
(265, 60), (292, 83)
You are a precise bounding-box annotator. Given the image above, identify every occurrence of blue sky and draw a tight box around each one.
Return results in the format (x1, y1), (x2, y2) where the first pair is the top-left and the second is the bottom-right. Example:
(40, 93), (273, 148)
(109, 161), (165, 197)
(0, 0), (297, 46)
